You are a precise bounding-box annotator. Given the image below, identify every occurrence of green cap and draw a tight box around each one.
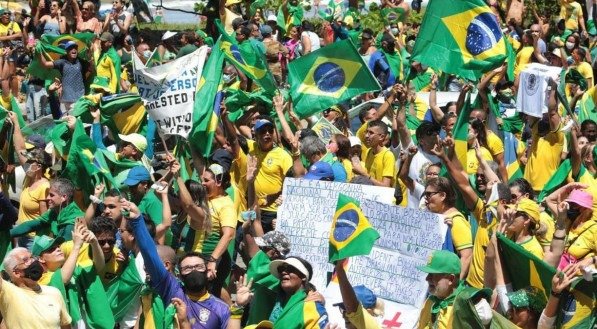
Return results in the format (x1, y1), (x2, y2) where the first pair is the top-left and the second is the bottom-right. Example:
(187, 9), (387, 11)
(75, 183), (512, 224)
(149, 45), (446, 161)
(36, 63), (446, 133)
(90, 76), (111, 93)
(31, 235), (65, 257)
(417, 250), (461, 274)
(506, 287), (547, 312)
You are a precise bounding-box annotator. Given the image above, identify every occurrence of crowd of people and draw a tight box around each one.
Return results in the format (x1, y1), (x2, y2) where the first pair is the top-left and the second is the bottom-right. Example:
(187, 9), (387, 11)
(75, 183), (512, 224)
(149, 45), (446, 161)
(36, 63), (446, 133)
(0, 0), (595, 328)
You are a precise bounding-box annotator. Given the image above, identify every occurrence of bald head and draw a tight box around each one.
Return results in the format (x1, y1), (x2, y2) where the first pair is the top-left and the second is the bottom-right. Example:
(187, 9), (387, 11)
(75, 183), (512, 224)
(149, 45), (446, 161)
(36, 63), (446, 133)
(157, 245), (177, 273)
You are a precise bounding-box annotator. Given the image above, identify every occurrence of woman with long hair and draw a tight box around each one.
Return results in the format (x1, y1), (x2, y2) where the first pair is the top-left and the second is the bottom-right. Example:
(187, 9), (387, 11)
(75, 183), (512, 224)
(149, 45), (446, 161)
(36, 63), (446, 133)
(34, 0), (66, 35)
(327, 134), (354, 182)
(424, 177), (473, 279)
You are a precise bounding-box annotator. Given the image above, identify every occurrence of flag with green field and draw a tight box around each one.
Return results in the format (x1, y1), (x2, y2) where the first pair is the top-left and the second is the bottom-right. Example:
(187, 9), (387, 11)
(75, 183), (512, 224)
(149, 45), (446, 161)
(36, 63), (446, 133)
(329, 193), (380, 262)
(288, 39), (381, 118)
(411, 0), (507, 81)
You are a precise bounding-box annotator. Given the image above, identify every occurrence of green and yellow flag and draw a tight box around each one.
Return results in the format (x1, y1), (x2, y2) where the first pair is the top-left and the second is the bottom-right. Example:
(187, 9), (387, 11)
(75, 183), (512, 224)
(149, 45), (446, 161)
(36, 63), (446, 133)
(497, 233), (556, 299)
(215, 20), (277, 94)
(537, 159), (572, 202)
(578, 87), (597, 123)
(329, 194), (380, 262)
(381, 7), (407, 24)
(411, 0), (507, 81)
(28, 32), (95, 81)
(555, 274), (597, 329)
(189, 37), (224, 157)
(288, 39), (381, 118)
(452, 94), (472, 169)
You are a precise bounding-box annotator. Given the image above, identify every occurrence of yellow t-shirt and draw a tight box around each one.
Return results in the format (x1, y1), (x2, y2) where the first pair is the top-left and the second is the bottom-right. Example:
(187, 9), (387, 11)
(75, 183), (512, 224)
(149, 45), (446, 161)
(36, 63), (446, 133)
(519, 236), (544, 259)
(560, 0), (583, 31)
(38, 270), (54, 286)
(0, 94), (11, 110)
(0, 280), (71, 328)
(537, 211), (556, 247)
(486, 131), (504, 157)
(566, 218), (597, 260)
(342, 158), (354, 183)
(445, 210), (473, 251)
(220, 8), (241, 35)
(345, 303), (380, 329)
(231, 150), (248, 221)
(17, 180), (50, 225)
(250, 146), (292, 212)
(514, 47), (534, 76)
(0, 21), (20, 36)
(575, 166), (597, 222)
(524, 123), (565, 192)
(574, 62), (594, 88)
(466, 147), (493, 175)
(418, 296), (454, 329)
(364, 147), (396, 186)
(191, 195), (237, 254)
(466, 198), (498, 289)
(61, 241), (121, 285)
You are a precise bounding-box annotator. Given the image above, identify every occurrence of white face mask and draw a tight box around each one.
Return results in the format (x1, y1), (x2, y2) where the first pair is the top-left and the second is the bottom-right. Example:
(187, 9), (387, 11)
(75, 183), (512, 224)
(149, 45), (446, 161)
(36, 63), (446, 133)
(391, 28), (399, 36)
(566, 42), (575, 50)
(223, 74), (235, 84)
(143, 50), (152, 59)
(474, 298), (493, 325)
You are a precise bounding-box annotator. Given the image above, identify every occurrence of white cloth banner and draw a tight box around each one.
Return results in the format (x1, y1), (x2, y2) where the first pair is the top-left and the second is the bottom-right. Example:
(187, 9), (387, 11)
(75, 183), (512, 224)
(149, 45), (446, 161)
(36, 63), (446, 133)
(133, 46), (208, 138)
(277, 178), (448, 329)
(516, 63), (561, 118)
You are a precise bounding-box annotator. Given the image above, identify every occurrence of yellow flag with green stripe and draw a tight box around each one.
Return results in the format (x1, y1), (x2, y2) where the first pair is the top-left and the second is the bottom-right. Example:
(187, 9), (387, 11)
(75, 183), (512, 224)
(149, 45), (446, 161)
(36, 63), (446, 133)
(452, 94), (472, 169)
(329, 194), (380, 262)
(555, 275), (597, 329)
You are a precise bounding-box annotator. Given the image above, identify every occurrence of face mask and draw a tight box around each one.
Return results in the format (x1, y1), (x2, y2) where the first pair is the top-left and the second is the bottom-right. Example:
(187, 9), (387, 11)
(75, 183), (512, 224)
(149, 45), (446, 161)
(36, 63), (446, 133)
(391, 28), (399, 36)
(537, 118), (550, 136)
(23, 260), (44, 281)
(25, 168), (37, 178)
(223, 74), (234, 84)
(566, 42), (575, 50)
(143, 50), (152, 59)
(567, 207), (581, 221)
(181, 270), (207, 293)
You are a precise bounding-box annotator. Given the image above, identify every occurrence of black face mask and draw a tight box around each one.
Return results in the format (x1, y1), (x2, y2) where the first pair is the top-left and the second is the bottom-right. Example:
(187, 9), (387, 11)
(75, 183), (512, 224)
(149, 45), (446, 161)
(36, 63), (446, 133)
(567, 208), (582, 221)
(181, 270), (207, 293)
(537, 119), (550, 136)
(23, 260), (44, 281)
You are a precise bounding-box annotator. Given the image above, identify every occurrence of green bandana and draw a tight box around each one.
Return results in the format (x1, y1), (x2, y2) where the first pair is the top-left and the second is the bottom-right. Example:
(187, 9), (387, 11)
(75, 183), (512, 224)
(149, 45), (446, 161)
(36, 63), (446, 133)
(430, 280), (465, 315)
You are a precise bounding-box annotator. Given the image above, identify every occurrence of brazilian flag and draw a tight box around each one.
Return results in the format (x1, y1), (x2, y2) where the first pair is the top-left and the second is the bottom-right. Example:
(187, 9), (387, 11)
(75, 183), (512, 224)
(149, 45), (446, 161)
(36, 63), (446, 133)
(381, 7), (407, 24)
(215, 20), (277, 94)
(556, 274), (597, 329)
(452, 94), (473, 170)
(497, 233), (556, 299)
(189, 38), (224, 157)
(503, 131), (523, 182)
(329, 194), (380, 262)
(537, 159), (572, 202)
(28, 32), (95, 81)
(578, 87), (597, 123)
(288, 39), (381, 119)
(411, 0), (507, 81)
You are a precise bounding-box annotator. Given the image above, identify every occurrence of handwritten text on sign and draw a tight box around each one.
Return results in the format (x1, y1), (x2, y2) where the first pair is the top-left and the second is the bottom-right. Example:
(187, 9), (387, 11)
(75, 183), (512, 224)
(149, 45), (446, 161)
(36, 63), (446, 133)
(134, 47), (208, 138)
(278, 178), (447, 308)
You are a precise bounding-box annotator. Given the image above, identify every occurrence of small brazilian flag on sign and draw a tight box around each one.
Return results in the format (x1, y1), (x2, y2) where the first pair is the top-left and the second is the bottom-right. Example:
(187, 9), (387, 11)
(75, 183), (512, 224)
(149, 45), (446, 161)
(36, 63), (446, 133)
(411, 0), (507, 81)
(288, 39), (381, 118)
(329, 194), (380, 263)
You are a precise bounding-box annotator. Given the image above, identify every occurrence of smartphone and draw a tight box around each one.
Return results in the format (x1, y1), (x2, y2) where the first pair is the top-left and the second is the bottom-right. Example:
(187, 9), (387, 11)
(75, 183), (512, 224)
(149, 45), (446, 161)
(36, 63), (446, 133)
(151, 183), (166, 192)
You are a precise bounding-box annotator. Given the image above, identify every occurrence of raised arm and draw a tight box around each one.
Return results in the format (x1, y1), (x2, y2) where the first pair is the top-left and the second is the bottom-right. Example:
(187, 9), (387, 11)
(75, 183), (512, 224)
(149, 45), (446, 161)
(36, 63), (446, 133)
(547, 79), (561, 130)
(84, 184), (105, 225)
(154, 181), (172, 245)
(428, 74), (444, 123)
(7, 112), (27, 165)
(171, 161), (208, 232)
(273, 94), (296, 146)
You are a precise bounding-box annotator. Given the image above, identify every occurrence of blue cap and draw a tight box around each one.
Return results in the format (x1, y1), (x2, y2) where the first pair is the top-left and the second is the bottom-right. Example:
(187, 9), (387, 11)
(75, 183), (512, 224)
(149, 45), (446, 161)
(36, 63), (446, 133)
(303, 161), (334, 181)
(254, 119), (274, 132)
(334, 285), (377, 309)
(260, 24), (273, 36)
(61, 40), (78, 50)
(124, 166), (151, 186)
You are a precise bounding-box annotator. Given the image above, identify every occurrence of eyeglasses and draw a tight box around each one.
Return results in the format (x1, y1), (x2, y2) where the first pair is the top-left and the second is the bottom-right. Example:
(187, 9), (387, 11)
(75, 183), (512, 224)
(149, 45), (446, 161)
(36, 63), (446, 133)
(14, 255), (37, 271)
(180, 263), (207, 273)
(98, 238), (116, 246)
(322, 109), (331, 116)
(423, 191), (441, 198)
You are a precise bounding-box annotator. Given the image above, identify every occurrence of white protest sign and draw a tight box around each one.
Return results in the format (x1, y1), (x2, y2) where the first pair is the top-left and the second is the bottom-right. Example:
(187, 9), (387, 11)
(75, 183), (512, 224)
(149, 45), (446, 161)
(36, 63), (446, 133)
(516, 63), (561, 118)
(278, 178), (447, 329)
(134, 46), (208, 138)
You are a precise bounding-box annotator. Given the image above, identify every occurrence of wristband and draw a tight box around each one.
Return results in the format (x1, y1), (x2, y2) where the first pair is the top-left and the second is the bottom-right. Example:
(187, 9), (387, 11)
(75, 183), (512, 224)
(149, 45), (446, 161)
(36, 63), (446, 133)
(209, 256), (217, 263)
(89, 195), (103, 205)
(550, 290), (562, 298)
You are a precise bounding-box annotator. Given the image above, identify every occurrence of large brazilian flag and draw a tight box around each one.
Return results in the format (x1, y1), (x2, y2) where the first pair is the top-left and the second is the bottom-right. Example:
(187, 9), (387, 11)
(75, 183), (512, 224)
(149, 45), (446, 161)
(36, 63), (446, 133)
(288, 39), (381, 118)
(411, 0), (507, 81)
(556, 274), (597, 329)
(329, 193), (380, 262)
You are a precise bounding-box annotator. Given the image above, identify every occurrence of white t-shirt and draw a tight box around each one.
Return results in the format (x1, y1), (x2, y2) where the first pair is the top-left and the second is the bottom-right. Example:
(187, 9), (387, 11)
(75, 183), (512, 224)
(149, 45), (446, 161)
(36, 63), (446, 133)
(298, 31), (320, 55)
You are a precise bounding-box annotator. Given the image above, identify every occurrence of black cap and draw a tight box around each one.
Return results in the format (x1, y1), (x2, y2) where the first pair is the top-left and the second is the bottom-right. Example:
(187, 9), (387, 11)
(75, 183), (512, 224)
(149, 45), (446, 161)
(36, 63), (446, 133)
(210, 148), (233, 173)
(415, 121), (441, 140)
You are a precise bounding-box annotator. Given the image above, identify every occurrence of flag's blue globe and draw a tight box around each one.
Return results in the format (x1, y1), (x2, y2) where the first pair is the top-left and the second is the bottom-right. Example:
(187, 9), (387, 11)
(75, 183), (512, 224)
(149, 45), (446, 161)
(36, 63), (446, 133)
(314, 62), (345, 93)
(230, 44), (245, 64)
(333, 209), (360, 242)
(465, 12), (502, 56)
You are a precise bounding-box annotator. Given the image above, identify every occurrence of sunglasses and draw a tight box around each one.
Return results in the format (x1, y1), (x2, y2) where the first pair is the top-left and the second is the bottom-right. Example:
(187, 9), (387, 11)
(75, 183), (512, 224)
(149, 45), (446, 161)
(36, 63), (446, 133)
(277, 264), (299, 275)
(423, 191), (441, 198)
(98, 238), (116, 246)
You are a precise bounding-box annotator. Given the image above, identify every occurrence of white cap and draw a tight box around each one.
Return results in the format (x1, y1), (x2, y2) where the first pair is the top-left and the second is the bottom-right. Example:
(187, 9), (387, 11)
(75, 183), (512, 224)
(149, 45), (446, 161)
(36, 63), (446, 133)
(348, 136), (361, 147)
(162, 31), (178, 41)
(267, 14), (277, 22)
